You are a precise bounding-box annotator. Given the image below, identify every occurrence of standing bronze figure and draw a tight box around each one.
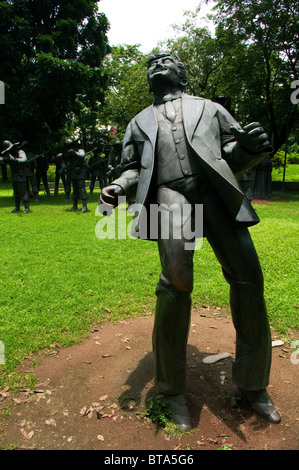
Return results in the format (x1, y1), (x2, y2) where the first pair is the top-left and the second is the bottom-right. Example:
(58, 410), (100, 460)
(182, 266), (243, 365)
(65, 140), (89, 213)
(0, 140), (30, 213)
(100, 54), (280, 430)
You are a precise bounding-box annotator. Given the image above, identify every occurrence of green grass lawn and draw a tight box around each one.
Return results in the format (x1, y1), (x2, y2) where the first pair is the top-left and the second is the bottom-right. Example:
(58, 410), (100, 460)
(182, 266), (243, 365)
(0, 183), (298, 390)
(272, 164), (299, 183)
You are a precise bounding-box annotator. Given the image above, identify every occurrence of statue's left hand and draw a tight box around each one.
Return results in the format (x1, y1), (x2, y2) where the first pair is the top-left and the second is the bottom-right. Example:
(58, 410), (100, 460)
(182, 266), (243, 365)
(230, 122), (271, 153)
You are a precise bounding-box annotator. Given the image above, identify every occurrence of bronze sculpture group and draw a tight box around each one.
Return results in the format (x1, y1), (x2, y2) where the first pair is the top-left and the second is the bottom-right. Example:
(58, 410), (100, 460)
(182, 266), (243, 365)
(100, 53), (281, 430)
(1, 140), (116, 213)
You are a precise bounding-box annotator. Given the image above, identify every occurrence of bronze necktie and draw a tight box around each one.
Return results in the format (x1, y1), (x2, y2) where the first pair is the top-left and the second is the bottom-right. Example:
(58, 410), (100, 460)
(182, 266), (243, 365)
(164, 100), (176, 123)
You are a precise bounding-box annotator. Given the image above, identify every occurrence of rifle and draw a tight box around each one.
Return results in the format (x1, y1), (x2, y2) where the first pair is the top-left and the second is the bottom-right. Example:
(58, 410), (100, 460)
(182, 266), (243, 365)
(27, 151), (49, 163)
(84, 147), (98, 158)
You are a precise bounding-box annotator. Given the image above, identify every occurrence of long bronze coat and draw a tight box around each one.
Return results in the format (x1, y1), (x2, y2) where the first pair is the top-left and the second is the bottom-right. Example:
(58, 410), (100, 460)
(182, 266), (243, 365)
(112, 95), (271, 235)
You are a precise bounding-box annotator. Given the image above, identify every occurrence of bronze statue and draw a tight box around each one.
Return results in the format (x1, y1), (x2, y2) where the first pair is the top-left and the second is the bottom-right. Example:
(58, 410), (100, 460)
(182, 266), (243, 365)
(35, 153), (51, 197)
(21, 142), (39, 202)
(107, 140), (122, 182)
(0, 140), (30, 213)
(55, 149), (72, 203)
(53, 152), (69, 197)
(64, 140), (89, 213)
(88, 146), (106, 196)
(100, 53), (281, 430)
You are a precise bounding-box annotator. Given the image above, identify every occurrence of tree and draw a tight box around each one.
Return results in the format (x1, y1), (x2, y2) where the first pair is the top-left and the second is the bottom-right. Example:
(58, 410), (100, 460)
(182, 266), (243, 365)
(0, 0), (110, 152)
(160, 10), (234, 106)
(210, 0), (299, 154)
(161, 1), (298, 154)
(100, 45), (153, 136)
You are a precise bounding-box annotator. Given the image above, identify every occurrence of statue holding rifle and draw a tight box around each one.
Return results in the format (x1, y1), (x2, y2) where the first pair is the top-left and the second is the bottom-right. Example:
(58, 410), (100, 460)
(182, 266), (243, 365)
(1, 140), (30, 213)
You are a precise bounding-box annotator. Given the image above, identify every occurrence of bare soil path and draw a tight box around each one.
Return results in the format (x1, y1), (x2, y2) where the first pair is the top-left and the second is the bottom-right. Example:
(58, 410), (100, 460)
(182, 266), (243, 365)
(0, 307), (298, 451)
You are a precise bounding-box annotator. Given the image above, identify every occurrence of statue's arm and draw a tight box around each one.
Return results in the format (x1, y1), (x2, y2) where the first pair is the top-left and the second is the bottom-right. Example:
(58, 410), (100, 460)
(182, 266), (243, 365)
(215, 103), (272, 174)
(16, 150), (27, 163)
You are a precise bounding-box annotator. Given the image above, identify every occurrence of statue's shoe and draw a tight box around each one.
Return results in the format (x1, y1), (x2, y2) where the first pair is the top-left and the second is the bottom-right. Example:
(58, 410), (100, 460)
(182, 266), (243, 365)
(238, 388), (281, 424)
(162, 393), (192, 431)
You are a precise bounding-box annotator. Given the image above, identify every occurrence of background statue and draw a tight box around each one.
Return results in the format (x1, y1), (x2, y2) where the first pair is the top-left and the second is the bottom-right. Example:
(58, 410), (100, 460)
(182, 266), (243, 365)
(107, 140), (122, 182)
(1, 156), (8, 183)
(65, 140), (89, 213)
(100, 53), (281, 430)
(56, 149), (72, 203)
(237, 168), (255, 201)
(21, 141), (39, 202)
(253, 155), (272, 198)
(88, 146), (106, 197)
(36, 153), (51, 197)
(53, 152), (69, 197)
(0, 140), (30, 213)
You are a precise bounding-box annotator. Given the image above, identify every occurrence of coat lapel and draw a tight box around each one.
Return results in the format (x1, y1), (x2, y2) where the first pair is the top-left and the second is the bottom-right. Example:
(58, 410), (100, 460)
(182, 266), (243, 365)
(135, 105), (157, 147)
(182, 94), (205, 143)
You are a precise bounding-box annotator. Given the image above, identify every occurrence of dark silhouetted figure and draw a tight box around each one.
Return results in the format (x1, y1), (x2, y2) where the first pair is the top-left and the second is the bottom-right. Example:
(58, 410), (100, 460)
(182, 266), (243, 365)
(0, 140), (30, 213)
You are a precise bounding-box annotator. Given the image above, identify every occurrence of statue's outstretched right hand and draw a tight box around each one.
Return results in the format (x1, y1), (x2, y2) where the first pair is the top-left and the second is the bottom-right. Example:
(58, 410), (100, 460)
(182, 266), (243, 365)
(99, 184), (124, 208)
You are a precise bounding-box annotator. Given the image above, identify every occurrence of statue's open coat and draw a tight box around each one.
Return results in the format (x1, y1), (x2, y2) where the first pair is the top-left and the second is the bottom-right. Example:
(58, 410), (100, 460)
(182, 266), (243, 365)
(112, 95), (270, 234)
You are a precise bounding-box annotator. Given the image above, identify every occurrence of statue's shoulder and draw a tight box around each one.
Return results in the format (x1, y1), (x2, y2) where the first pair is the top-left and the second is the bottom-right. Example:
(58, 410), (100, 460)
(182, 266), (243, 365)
(184, 93), (204, 100)
(183, 94), (215, 108)
(184, 94), (215, 105)
(134, 104), (153, 120)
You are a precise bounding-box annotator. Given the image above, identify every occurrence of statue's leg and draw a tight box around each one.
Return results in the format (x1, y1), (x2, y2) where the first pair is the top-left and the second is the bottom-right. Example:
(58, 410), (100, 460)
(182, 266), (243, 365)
(20, 181), (30, 213)
(153, 186), (194, 396)
(150, 186), (195, 430)
(11, 180), (20, 212)
(78, 179), (88, 212)
(201, 187), (271, 389)
(69, 180), (78, 211)
(201, 187), (280, 422)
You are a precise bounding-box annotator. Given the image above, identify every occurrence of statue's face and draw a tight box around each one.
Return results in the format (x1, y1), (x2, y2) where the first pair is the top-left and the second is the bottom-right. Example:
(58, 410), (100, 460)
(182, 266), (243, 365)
(147, 56), (181, 90)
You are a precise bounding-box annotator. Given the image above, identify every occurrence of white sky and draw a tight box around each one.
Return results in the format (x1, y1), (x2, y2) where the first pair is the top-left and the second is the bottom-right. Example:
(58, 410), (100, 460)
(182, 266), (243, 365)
(98, 0), (212, 53)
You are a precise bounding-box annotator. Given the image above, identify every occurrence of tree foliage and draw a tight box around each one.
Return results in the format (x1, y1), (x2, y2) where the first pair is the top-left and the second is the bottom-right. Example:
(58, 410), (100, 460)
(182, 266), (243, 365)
(212, 0), (299, 153)
(0, 0), (110, 152)
(160, 1), (298, 153)
(100, 45), (153, 136)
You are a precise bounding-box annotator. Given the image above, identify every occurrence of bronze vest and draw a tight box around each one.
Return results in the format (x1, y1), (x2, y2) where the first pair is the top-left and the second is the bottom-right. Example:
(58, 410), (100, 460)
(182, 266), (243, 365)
(154, 98), (203, 186)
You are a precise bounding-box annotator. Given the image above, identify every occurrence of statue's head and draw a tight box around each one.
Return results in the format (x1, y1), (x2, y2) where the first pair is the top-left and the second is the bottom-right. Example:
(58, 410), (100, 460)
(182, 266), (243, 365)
(147, 53), (187, 92)
(2, 140), (14, 154)
(2, 140), (13, 150)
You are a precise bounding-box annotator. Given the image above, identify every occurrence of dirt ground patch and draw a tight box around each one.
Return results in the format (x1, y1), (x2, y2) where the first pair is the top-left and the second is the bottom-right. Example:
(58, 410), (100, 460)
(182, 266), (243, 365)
(0, 306), (298, 451)
(252, 195), (291, 204)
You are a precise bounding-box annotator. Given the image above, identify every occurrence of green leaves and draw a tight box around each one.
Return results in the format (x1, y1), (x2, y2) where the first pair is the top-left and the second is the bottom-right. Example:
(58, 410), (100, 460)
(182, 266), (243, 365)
(0, 0), (110, 151)
(101, 45), (152, 132)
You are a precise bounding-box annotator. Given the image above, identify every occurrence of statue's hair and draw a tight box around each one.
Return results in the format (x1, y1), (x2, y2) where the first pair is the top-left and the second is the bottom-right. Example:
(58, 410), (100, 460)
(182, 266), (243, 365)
(147, 53), (187, 90)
